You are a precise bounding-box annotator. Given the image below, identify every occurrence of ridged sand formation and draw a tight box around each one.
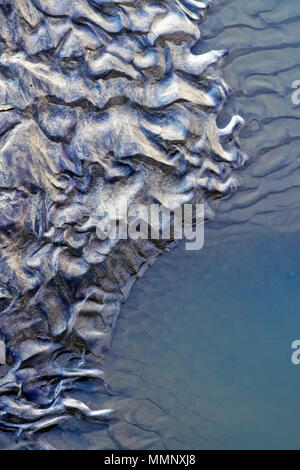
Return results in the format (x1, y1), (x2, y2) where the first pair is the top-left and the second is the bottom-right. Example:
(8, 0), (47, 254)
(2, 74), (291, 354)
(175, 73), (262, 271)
(0, 0), (247, 437)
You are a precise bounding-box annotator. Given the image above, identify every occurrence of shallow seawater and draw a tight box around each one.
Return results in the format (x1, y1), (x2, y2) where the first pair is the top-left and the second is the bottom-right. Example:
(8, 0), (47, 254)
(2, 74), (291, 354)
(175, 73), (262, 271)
(3, 0), (300, 450)
(105, 232), (300, 450)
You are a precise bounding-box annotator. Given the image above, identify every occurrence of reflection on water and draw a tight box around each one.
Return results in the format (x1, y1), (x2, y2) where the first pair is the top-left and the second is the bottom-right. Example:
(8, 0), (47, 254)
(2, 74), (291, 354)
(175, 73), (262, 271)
(3, 0), (300, 449)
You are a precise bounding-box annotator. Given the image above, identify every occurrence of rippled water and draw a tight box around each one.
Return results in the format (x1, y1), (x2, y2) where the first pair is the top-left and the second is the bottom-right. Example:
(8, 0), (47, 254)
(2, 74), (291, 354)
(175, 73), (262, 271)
(2, 0), (300, 450)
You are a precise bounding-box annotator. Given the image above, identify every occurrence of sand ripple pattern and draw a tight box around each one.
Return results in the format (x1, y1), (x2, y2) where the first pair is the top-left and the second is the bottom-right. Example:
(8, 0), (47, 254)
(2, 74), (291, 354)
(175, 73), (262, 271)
(0, 0), (246, 440)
